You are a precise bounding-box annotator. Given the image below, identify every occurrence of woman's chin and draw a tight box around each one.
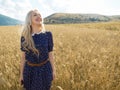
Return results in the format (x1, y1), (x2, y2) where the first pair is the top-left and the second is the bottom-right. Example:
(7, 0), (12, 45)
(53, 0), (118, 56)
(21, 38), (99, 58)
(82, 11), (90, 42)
(35, 22), (42, 26)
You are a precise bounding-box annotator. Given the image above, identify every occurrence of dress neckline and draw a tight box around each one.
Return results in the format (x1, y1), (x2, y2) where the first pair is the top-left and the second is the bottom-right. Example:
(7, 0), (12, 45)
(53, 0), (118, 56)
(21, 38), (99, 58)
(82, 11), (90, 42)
(32, 30), (42, 36)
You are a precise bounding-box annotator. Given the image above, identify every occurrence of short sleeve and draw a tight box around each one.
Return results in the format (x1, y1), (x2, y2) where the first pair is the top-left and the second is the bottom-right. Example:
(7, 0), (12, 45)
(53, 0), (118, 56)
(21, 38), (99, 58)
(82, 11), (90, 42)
(20, 36), (26, 52)
(47, 31), (54, 52)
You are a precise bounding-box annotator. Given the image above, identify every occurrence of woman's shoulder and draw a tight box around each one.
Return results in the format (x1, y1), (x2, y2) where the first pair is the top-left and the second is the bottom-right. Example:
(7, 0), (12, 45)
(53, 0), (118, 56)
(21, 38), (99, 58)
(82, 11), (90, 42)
(45, 30), (53, 36)
(45, 30), (52, 34)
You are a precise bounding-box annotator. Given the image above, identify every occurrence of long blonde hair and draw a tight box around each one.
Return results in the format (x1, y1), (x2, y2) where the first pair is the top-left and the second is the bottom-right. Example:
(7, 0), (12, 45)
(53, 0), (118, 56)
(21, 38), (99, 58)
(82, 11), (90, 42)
(21, 9), (46, 56)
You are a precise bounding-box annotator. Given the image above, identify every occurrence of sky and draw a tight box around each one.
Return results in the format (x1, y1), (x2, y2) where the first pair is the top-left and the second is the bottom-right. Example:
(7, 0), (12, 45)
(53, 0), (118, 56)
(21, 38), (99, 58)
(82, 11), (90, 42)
(0, 0), (120, 21)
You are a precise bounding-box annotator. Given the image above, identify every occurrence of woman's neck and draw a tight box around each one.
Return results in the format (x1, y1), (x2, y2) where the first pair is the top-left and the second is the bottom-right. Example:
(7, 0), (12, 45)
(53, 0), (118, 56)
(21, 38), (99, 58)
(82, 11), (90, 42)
(32, 25), (42, 34)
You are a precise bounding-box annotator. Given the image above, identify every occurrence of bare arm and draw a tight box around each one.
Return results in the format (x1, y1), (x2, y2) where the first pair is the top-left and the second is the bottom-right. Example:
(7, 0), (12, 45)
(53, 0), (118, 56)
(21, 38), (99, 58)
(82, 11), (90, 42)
(47, 31), (56, 80)
(49, 51), (56, 73)
(20, 52), (26, 77)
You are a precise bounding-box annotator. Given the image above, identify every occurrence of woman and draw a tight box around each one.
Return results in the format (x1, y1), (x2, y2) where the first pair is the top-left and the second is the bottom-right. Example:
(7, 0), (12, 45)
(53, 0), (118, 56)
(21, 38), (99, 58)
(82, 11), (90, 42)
(19, 9), (56, 90)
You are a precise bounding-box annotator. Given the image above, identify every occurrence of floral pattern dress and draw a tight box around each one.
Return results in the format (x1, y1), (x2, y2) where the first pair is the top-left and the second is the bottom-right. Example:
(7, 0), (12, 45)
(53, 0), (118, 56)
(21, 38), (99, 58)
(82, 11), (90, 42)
(20, 31), (54, 90)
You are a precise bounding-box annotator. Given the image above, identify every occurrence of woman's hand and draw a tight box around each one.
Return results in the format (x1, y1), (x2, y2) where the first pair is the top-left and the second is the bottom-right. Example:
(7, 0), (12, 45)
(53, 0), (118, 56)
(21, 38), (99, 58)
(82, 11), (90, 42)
(19, 75), (24, 86)
(52, 70), (56, 81)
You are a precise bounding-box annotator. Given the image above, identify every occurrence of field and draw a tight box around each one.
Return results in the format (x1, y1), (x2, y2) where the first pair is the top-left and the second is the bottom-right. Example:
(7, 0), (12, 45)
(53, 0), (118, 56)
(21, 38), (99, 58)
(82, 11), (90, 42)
(0, 22), (120, 90)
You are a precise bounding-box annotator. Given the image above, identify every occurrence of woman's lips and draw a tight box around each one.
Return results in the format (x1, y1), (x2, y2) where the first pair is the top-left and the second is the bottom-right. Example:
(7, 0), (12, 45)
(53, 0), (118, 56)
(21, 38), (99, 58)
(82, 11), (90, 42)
(35, 18), (41, 22)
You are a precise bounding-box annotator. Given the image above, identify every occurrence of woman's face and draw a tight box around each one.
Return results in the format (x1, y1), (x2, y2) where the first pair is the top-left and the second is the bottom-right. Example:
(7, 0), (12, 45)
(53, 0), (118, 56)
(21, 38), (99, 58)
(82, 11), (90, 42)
(31, 10), (42, 26)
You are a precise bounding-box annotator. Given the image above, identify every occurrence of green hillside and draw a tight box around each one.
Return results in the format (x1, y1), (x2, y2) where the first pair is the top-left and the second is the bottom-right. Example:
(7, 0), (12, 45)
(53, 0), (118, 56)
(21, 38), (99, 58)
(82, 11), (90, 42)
(0, 13), (120, 25)
(44, 13), (120, 24)
(0, 14), (22, 26)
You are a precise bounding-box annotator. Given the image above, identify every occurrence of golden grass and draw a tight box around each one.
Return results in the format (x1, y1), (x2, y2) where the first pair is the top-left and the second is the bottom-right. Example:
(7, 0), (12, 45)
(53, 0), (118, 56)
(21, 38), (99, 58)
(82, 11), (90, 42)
(0, 22), (120, 90)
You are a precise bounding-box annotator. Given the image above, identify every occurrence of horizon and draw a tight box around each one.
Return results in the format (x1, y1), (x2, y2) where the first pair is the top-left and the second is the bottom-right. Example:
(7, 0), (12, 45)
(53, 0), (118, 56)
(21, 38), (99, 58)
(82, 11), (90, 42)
(1, 12), (120, 22)
(0, 0), (120, 21)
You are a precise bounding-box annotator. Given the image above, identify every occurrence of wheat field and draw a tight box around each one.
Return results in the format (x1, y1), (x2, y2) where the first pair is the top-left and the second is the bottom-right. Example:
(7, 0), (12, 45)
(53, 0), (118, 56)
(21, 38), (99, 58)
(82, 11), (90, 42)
(0, 22), (120, 90)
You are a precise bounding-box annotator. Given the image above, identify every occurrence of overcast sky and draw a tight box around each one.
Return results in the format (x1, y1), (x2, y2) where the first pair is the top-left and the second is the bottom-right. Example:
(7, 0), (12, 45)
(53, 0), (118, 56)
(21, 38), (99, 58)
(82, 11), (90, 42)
(0, 0), (120, 21)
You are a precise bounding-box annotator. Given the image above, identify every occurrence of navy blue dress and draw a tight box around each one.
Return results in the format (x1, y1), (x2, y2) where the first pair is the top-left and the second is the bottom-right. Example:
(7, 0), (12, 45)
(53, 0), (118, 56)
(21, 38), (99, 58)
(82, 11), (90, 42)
(20, 31), (54, 90)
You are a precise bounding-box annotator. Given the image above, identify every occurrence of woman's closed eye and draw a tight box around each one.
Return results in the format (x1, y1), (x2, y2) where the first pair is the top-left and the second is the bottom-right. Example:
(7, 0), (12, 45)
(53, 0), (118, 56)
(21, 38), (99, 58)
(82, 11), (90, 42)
(34, 14), (37, 16)
(34, 14), (41, 17)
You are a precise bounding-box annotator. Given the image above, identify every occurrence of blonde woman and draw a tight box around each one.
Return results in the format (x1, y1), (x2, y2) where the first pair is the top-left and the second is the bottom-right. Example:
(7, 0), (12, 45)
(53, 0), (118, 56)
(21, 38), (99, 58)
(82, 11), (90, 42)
(19, 9), (56, 90)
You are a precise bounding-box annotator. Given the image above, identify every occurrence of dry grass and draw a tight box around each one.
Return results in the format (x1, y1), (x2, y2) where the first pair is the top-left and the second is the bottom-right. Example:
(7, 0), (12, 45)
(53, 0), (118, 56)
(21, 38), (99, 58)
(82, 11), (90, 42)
(0, 22), (120, 90)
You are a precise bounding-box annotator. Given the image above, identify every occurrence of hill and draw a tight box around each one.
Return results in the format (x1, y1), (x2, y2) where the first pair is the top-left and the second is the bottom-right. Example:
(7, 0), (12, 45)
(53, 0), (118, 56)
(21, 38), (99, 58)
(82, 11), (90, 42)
(0, 13), (120, 25)
(0, 14), (22, 26)
(44, 13), (120, 24)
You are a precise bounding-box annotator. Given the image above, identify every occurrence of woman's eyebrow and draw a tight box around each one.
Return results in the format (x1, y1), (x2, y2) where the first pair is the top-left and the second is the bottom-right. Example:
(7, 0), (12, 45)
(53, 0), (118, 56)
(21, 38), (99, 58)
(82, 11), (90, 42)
(38, 13), (41, 15)
(33, 12), (37, 14)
